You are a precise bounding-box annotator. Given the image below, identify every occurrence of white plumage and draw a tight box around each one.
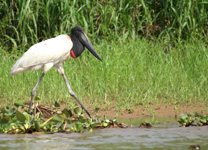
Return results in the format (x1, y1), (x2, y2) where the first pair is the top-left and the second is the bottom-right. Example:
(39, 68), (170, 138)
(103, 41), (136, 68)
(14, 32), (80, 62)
(10, 34), (72, 76)
(10, 26), (102, 118)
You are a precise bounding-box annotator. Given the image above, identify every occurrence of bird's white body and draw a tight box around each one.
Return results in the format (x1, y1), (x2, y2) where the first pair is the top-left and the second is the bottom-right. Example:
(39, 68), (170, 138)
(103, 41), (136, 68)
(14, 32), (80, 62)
(10, 26), (102, 118)
(10, 34), (72, 76)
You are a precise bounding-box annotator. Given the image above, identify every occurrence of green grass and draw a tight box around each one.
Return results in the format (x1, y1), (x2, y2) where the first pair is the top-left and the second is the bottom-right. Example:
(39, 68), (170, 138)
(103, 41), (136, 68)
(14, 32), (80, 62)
(1, 38), (208, 111)
(0, 0), (207, 113)
(1, 0), (207, 51)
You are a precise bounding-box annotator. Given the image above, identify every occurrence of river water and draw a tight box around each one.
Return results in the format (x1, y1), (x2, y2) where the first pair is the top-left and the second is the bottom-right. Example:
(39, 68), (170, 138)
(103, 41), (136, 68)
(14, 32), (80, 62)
(0, 117), (207, 150)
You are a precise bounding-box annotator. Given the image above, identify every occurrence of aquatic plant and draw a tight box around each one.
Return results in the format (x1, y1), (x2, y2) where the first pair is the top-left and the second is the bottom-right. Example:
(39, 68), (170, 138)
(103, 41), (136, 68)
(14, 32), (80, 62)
(0, 102), (127, 134)
(178, 112), (208, 127)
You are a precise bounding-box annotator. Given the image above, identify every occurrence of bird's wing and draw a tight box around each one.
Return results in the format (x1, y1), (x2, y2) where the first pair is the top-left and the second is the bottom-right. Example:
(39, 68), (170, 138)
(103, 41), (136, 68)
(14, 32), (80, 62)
(14, 34), (73, 70)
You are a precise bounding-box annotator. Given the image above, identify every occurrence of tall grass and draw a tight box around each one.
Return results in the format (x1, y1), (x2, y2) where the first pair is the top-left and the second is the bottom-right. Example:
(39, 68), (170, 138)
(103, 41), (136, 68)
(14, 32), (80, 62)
(1, 38), (208, 110)
(0, 0), (207, 110)
(0, 0), (207, 51)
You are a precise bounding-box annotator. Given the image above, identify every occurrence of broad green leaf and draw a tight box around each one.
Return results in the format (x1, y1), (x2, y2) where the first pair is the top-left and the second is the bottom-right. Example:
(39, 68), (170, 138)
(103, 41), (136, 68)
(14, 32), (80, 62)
(88, 127), (93, 132)
(62, 109), (70, 118)
(84, 122), (90, 128)
(14, 100), (25, 107)
(102, 122), (108, 127)
(16, 110), (26, 122)
(34, 119), (40, 131)
(0, 116), (11, 124)
(34, 96), (41, 100)
(18, 124), (25, 132)
(1, 108), (9, 114)
(70, 126), (76, 132)
(23, 112), (30, 122)
(90, 122), (98, 128)
(54, 101), (60, 107)
(110, 117), (117, 122)
(180, 114), (187, 120)
(74, 107), (82, 115)
(40, 116), (56, 127)
(75, 122), (83, 132)
(50, 115), (64, 123)
(65, 118), (71, 124)
(79, 117), (87, 123)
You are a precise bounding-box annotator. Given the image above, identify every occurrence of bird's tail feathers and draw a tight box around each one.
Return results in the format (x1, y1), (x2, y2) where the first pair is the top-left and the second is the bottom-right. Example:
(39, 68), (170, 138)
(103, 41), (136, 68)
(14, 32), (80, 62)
(10, 58), (21, 77)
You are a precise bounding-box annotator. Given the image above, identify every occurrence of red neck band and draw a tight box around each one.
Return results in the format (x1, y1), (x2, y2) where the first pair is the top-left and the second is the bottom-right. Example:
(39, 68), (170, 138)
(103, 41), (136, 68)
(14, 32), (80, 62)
(68, 36), (76, 59)
(70, 50), (76, 59)
(67, 36), (71, 40)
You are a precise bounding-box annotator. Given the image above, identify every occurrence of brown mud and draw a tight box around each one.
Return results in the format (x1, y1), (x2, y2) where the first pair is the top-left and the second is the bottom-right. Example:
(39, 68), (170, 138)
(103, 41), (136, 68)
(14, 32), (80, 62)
(87, 102), (207, 118)
(14, 101), (207, 119)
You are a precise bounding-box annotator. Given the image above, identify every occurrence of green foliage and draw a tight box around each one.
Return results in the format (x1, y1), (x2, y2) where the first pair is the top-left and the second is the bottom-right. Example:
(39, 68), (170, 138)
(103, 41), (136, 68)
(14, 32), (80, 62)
(0, 102), (127, 134)
(74, 106), (82, 116)
(0, 38), (208, 110)
(178, 112), (208, 127)
(0, 0), (207, 115)
(0, 106), (59, 133)
(0, 0), (207, 51)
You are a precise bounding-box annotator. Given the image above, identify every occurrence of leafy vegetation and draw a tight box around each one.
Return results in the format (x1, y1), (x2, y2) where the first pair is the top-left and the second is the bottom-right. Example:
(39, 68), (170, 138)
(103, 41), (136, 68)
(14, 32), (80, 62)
(178, 112), (208, 127)
(0, 102), (127, 134)
(0, 0), (207, 51)
(0, 1), (207, 115)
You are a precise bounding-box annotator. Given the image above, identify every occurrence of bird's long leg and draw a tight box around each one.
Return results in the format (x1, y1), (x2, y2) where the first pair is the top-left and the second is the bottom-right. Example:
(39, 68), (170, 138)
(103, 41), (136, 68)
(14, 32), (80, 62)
(57, 67), (91, 118)
(61, 73), (92, 118)
(28, 72), (45, 113)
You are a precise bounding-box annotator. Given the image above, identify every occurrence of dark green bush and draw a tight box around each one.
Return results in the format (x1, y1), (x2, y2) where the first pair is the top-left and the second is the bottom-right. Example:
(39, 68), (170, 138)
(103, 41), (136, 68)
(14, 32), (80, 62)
(0, 0), (207, 51)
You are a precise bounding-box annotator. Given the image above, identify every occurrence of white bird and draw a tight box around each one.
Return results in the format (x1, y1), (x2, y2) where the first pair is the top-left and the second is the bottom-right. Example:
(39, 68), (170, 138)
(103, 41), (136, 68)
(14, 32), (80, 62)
(10, 26), (102, 118)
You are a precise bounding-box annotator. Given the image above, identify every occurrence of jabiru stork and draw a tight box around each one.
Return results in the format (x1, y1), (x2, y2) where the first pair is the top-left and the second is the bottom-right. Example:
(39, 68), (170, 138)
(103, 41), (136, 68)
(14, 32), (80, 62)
(10, 26), (102, 118)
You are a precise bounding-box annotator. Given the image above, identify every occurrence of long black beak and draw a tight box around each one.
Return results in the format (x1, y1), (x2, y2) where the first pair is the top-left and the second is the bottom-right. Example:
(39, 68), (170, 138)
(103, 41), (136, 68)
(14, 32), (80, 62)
(82, 33), (102, 61)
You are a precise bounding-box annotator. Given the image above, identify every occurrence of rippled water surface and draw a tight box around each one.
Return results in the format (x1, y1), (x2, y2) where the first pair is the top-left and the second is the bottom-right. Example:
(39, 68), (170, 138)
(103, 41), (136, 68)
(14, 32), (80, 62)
(0, 118), (208, 150)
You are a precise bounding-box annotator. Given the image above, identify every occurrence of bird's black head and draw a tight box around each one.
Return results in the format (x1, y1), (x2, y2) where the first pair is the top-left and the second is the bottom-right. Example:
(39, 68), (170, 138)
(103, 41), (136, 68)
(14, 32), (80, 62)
(71, 26), (102, 61)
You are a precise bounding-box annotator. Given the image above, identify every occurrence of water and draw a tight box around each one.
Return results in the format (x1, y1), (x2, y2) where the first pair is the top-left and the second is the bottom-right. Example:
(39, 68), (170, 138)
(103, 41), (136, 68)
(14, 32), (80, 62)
(0, 118), (208, 150)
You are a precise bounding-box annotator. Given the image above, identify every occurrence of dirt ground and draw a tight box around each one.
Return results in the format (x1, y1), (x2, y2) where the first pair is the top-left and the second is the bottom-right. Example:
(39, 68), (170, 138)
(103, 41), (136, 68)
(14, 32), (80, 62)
(15, 101), (207, 119)
(90, 102), (207, 118)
